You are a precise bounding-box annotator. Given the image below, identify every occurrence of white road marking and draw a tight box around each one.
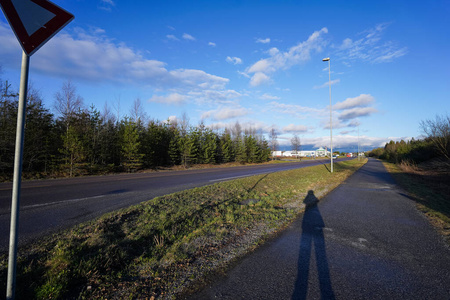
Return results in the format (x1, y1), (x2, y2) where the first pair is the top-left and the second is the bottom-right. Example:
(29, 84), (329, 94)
(209, 172), (270, 182)
(23, 195), (105, 209)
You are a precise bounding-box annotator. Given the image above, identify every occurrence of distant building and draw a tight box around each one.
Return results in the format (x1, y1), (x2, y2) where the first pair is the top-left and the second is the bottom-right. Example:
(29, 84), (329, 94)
(315, 147), (327, 157)
(272, 148), (330, 158)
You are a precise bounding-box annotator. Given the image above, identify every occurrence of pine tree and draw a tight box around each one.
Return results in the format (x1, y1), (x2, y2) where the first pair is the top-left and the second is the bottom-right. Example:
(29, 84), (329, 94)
(203, 128), (218, 164)
(169, 130), (181, 165)
(121, 118), (143, 172)
(220, 129), (234, 163)
(23, 89), (56, 173)
(60, 125), (85, 177)
(235, 136), (247, 164)
(0, 81), (19, 175)
(98, 118), (120, 170)
(258, 139), (271, 162)
(187, 127), (201, 164)
(245, 135), (260, 163)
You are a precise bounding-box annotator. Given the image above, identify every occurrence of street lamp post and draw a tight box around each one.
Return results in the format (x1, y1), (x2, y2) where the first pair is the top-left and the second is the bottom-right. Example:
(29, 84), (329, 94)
(358, 123), (360, 161)
(322, 57), (333, 173)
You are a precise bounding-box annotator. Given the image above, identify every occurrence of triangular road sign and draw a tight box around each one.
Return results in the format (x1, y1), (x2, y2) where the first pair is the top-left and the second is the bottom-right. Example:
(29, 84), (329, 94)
(0, 0), (74, 56)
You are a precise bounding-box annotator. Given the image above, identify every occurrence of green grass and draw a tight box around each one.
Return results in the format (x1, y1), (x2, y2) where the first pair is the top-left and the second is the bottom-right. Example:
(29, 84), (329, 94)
(0, 158), (367, 299)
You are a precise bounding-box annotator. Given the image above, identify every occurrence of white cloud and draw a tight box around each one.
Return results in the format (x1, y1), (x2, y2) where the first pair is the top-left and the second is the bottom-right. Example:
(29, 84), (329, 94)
(339, 38), (353, 50)
(300, 135), (395, 150)
(208, 120), (269, 133)
(260, 93), (280, 100)
(348, 120), (361, 127)
(0, 25), (230, 91)
(0, 22), (20, 58)
(248, 59), (271, 73)
(201, 106), (248, 121)
(321, 117), (363, 131)
(149, 88), (241, 108)
(269, 101), (323, 118)
(268, 47), (279, 56)
(98, 0), (115, 11)
(237, 71), (251, 78)
(338, 107), (378, 120)
(226, 56), (243, 65)
(182, 33), (196, 41)
(215, 108), (247, 120)
(166, 34), (179, 41)
(246, 28), (328, 86)
(170, 69), (229, 90)
(333, 94), (374, 110)
(167, 115), (178, 123)
(250, 72), (271, 86)
(313, 79), (340, 89)
(322, 118), (350, 130)
(162, 115), (178, 125)
(337, 23), (407, 63)
(283, 124), (309, 133)
(208, 42), (216, 47)
(339, 130), (354, 135)
(188, 89), (241, 105)
(256, 38), (271, 44)
(149, 93), (186, 105)
(373, 45), (408, 63)
(320, 94), (379, 125)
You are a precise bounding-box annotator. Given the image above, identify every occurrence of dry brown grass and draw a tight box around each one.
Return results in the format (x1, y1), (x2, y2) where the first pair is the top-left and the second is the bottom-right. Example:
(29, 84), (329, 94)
(398, 160), (420, 174)
(383, 159), (450, 245)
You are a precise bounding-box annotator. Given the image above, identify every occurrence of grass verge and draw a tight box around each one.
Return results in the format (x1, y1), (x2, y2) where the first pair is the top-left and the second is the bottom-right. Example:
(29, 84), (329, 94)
(0, 158), (367, 299)
(382, 160), (450, 246)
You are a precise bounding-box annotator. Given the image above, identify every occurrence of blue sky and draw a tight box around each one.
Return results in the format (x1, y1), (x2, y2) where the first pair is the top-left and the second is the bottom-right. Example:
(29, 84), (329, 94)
(1, 0), (449, 152)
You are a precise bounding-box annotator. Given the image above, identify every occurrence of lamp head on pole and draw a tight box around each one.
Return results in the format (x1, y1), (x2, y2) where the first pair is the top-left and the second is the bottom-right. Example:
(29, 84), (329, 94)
(322, 57), (330, 62)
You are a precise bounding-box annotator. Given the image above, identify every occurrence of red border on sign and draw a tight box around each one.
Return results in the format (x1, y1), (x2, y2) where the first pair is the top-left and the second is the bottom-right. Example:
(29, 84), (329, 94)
(0, 0), (74, 56)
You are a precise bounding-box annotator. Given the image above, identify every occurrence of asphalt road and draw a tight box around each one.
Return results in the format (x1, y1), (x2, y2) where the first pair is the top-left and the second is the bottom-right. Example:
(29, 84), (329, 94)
(0, 159), (340, 252)
(188, 158), (450, 299)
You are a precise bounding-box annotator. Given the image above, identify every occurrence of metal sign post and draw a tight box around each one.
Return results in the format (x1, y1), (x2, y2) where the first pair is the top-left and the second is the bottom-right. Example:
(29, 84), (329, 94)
(0, 1), (74, 298)
(6, 50), (29, 300)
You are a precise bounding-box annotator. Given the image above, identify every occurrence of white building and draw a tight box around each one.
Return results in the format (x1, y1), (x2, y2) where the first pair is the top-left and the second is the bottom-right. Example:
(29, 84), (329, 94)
(272, 147), (330, 158)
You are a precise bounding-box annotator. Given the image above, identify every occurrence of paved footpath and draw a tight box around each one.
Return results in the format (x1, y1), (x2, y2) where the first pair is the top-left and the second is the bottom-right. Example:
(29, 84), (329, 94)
(188, 158), (450, 299)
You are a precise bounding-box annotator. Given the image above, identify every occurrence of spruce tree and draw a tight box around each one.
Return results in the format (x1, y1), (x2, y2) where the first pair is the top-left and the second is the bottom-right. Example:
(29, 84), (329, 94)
(121, 118), (143, 172)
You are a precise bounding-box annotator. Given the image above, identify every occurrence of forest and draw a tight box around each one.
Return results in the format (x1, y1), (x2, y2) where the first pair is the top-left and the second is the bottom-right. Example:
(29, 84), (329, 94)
(367, 114), (450, 164)
(0, 79), (272, 181)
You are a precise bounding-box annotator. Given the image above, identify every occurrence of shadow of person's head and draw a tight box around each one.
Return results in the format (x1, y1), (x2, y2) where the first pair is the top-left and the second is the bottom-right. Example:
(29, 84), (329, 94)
(303, 190), (319, 207)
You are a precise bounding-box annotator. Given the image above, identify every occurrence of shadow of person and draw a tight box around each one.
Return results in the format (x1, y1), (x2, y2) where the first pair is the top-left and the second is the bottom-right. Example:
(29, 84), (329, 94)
(292, 190), (335, 300)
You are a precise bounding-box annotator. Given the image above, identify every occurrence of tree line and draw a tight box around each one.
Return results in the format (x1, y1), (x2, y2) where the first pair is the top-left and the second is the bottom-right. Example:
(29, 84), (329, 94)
(367, 114), (450, 164)
(0, 79), (271, 180)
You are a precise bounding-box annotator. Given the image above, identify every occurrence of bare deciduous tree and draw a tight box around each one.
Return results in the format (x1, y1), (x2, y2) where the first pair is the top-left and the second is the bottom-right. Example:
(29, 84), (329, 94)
(291, 134), (301, 159)
(420, 114), (450, 160)
(231, 121), (242, 141)
(130, 97), (147, 125)
(269, 127), (278, 160)
(179, 112), (190, 136)
(102, 102), (115, 124)
(54, 80), (84, 130)
(54, 81), (84, 173)
(113, 95), (121, 124)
